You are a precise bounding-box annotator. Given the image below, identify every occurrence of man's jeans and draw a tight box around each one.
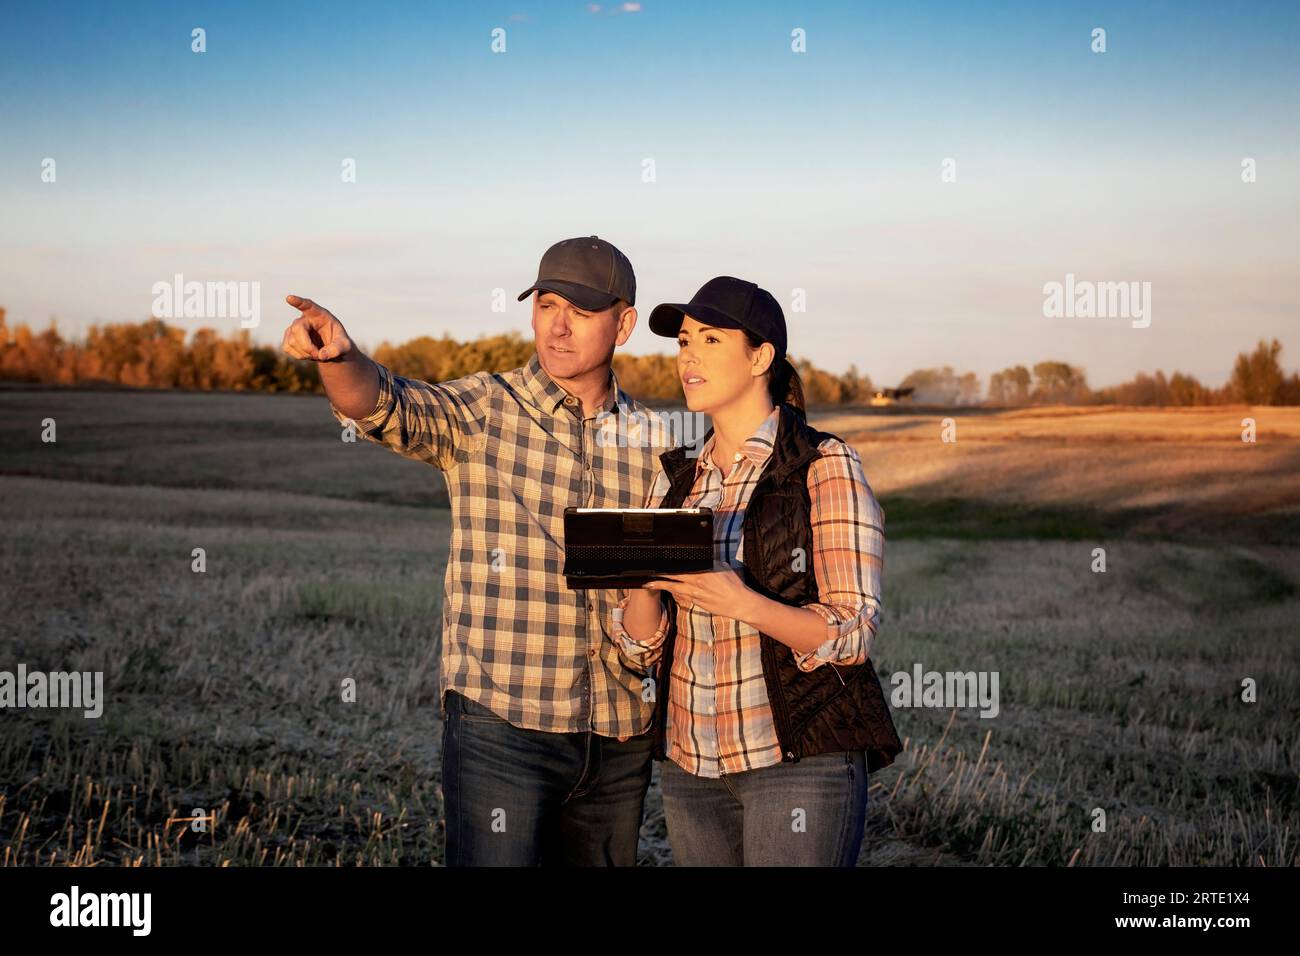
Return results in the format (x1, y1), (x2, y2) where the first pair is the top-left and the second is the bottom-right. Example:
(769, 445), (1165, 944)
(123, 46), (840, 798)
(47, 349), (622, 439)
(658, 750), (868, 866)
(440, 689), (654, 866)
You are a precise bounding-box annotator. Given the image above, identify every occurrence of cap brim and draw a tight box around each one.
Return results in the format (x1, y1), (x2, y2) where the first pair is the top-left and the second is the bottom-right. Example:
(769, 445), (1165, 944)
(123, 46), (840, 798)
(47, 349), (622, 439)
(517, 281), (620, 312)
(648, 303), (744, 338)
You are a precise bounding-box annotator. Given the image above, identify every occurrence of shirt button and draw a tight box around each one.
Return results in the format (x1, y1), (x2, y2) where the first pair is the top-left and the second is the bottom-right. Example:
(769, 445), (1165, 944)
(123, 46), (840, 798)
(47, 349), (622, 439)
(733, 453), (741, 461)
(564, 396), (577, 406)
(588, 648), (596, 658)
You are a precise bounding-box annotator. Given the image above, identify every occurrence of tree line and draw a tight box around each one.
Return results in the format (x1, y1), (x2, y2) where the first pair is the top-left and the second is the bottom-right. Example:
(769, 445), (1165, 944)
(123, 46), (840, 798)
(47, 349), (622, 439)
(1, 309), (1296, 406)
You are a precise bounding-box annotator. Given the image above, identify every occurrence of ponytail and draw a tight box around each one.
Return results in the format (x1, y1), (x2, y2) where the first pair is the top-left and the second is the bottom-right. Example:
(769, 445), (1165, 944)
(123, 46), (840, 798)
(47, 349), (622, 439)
(745, 330), (806, 417)
(769, 355), (806, 417)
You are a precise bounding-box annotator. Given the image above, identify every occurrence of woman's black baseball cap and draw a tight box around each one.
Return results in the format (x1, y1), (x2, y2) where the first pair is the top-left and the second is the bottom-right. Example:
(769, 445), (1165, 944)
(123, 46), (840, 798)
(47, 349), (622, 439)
(648, 276), (786, 358)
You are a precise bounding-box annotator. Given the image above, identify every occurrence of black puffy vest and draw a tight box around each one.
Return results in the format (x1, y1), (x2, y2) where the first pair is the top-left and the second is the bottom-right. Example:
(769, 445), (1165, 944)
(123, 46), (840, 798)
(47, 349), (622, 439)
(651, 403), (904, 773)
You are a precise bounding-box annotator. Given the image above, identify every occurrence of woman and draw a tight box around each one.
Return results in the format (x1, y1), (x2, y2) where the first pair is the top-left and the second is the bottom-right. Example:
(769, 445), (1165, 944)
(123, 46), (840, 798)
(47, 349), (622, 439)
(610, 275), (903, 866)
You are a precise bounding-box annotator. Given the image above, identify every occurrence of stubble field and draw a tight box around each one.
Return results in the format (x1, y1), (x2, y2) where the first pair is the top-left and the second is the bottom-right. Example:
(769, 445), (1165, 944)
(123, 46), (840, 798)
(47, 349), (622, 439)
(1, 388), (1296, 866)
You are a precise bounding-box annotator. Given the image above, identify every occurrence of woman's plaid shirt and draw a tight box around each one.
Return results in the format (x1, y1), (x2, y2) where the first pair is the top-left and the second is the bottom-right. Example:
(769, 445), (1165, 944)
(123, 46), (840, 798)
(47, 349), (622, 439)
(330, 351), (672, 737)
(609, 405), (886, 777)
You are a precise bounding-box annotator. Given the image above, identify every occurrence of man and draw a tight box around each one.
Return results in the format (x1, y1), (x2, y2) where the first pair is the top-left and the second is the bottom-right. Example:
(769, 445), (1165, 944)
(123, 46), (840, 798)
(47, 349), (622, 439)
(280, 237), (672, 865)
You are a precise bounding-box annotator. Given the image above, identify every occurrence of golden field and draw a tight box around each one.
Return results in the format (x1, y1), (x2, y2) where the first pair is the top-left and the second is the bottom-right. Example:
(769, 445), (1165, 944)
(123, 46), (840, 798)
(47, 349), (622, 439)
(0, 389), (1296, 866)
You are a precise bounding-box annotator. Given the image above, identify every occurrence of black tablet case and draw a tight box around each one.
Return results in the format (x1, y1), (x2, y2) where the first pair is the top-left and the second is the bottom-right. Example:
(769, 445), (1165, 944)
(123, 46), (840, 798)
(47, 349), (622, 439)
(562, 507), (714, 589)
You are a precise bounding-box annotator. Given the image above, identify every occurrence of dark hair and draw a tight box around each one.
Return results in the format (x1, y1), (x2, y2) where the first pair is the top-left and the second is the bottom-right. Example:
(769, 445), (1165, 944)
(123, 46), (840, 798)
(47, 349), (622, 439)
(743, 329), (805, 416)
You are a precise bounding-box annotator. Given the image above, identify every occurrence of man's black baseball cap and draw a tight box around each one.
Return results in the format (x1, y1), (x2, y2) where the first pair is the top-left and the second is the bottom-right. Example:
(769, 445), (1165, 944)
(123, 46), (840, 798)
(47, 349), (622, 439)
(517, 236), (636, 311)
(649, 276), (786, 358)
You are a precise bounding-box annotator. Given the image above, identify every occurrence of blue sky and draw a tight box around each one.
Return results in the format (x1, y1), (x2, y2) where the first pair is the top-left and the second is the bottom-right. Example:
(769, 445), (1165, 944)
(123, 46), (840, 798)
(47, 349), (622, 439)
(1, 0), (1297, 387)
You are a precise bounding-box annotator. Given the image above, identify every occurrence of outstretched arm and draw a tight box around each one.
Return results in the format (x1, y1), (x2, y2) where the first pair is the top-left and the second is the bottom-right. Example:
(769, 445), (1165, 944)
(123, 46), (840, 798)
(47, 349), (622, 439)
(281, 294), (489, 469)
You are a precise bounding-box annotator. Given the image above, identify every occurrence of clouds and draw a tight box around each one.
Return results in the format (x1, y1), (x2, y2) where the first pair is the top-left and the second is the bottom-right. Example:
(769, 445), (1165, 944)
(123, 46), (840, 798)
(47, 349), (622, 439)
(588, 2), (642, 14)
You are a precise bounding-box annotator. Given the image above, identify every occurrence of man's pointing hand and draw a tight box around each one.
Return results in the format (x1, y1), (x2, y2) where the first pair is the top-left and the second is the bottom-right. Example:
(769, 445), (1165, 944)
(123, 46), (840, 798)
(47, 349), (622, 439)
(282, 294), (355, 362)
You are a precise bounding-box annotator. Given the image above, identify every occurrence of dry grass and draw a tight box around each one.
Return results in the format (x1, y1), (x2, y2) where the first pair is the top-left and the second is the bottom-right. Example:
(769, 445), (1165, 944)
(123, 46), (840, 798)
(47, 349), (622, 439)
(865, 538), (1298, 866)
(1, 390), (1296, 865)
(828, 404), (1300, 540)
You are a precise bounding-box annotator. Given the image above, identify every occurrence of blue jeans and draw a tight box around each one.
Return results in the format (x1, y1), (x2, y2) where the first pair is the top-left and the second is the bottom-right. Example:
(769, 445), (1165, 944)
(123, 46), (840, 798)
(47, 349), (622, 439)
(440, 689), (654, 866)
(658, 750), (868, 866)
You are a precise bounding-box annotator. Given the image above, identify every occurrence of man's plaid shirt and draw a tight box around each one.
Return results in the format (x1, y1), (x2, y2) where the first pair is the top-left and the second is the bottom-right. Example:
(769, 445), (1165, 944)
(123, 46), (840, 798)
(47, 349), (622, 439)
(330, 351), (672, 737)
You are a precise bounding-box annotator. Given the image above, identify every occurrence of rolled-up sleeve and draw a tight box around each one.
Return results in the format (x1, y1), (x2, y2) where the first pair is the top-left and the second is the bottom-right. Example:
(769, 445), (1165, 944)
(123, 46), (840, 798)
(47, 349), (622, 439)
(604, 466), (673, 672)
(609, 591), (671, 672)
(330, 362), (490, 471)
(792, 440), (885, 673)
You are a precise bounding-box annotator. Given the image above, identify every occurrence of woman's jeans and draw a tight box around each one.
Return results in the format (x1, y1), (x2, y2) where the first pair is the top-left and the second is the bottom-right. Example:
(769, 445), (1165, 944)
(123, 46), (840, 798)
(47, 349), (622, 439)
(658, 750), (868, 866)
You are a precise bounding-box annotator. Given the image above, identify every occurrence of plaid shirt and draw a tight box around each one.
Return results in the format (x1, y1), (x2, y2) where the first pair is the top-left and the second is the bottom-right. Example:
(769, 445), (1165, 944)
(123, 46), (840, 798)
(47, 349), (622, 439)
(331, 351), (671, 737)
(610, 405), (885, 777)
